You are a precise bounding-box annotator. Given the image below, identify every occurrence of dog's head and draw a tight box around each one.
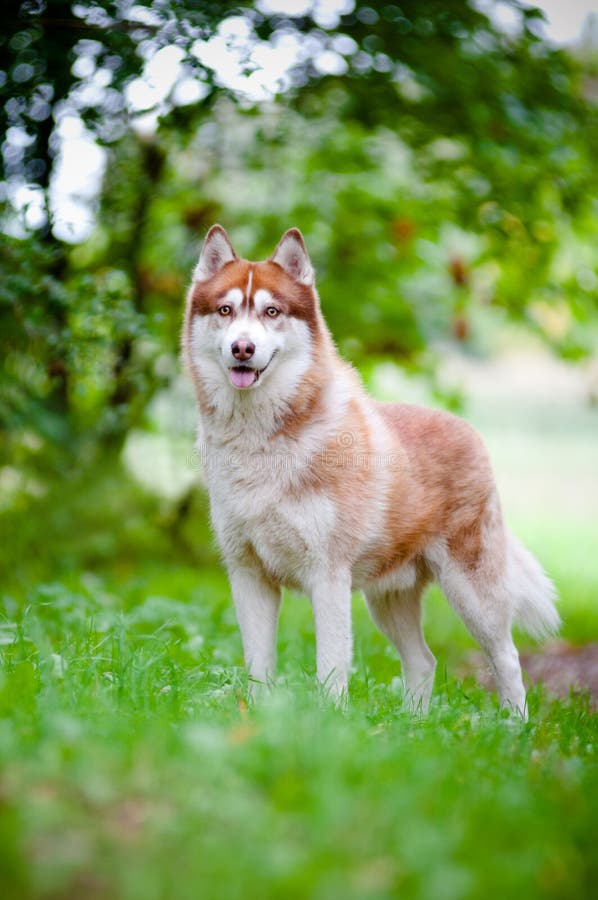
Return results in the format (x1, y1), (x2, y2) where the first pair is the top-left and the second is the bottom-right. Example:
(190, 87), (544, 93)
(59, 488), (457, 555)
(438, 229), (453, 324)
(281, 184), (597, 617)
(185, 226), (320, 394)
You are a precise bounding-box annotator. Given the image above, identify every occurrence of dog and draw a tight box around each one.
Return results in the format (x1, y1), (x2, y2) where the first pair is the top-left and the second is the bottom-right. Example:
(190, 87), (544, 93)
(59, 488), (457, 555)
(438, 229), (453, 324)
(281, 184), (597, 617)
(182, 225), (559, 716)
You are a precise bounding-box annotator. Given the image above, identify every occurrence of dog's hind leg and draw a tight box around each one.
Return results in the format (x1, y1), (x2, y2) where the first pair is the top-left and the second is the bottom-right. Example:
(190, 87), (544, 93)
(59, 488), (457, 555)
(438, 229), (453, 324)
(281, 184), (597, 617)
(366, 580), (436, 713)
(426, 539), (528, 717)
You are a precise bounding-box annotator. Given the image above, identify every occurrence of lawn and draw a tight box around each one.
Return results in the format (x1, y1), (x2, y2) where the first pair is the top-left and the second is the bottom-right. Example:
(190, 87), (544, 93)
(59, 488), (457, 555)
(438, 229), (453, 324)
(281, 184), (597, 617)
(1, 346), (597, 899)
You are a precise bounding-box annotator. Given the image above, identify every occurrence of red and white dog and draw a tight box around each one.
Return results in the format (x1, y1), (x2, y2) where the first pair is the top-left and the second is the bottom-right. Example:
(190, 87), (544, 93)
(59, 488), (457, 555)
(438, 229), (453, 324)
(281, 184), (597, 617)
(183, 225), (559, 715)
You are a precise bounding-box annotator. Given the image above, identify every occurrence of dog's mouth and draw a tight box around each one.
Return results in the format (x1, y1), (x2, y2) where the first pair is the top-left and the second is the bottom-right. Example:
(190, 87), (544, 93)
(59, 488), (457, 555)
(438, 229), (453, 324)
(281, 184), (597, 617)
(228, 351), (277, 390)
(229, 365), (258, 389)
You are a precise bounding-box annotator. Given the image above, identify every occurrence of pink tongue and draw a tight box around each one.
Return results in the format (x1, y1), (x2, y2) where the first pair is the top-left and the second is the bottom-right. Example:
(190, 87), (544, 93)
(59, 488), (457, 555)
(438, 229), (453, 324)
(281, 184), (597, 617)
(230, 367), (257, 389)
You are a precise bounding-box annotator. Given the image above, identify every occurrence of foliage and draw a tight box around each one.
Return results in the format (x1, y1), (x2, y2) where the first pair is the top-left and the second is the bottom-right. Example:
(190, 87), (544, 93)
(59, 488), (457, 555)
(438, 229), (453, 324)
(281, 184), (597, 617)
(0, 231), (149, 482)
(0, 0), (239, 193)
(1, 0), (598, 475)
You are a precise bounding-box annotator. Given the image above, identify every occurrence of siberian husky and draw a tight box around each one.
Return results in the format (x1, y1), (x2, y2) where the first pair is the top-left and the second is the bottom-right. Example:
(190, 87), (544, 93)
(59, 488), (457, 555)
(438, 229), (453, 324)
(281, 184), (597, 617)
(183, 225), (559, 716)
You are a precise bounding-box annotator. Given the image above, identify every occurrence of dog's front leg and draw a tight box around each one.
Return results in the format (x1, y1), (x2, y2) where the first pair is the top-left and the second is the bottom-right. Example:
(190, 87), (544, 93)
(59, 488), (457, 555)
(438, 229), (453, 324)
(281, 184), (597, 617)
(310, 568), (353, 701)
(228, 565), (281, 693)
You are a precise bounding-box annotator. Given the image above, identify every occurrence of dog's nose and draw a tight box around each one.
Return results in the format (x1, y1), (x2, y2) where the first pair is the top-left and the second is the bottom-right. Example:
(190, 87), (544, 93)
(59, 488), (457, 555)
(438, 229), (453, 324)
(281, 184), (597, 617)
(231, 339), (255, 361)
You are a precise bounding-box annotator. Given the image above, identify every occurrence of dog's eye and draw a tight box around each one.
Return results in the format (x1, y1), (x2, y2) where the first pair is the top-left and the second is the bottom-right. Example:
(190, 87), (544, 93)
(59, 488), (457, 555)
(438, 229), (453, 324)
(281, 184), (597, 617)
(265, 307), (280, 318)
(218, 305), (232, 316)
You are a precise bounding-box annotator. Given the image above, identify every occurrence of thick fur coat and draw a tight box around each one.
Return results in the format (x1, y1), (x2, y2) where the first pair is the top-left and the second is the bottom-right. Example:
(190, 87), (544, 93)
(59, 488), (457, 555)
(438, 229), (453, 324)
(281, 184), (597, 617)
(182, 225), (559, 715)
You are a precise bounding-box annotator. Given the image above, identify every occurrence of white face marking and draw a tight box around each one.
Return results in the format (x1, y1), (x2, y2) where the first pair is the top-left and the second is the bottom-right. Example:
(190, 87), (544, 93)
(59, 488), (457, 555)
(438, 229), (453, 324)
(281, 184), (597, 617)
(188, 259), (314, 417)
(190, 308), (314, 420)
(253, 288), (274, 314)
(224, 287), (243, 311)
(217, 284), (281, 373)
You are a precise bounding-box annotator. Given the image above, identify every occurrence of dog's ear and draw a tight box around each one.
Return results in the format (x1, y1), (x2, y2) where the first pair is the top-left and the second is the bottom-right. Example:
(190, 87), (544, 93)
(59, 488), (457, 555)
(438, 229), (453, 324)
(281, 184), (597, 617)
(193, 225), (238, 281)
(270, 228), (314, 286)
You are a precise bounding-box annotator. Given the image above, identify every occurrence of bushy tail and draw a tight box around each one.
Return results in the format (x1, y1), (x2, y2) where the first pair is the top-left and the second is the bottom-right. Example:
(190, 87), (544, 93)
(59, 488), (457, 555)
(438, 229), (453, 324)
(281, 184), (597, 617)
(506, 532), (560, 640)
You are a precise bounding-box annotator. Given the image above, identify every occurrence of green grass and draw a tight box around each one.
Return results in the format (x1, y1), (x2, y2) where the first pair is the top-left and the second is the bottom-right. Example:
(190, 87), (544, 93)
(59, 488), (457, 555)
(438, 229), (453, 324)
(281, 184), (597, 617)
(0, 573), (596, 900)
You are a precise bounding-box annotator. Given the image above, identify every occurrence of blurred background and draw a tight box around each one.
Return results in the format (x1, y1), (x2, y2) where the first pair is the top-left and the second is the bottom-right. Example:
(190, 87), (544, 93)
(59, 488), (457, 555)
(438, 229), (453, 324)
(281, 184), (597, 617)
(1, 0), (597, 647)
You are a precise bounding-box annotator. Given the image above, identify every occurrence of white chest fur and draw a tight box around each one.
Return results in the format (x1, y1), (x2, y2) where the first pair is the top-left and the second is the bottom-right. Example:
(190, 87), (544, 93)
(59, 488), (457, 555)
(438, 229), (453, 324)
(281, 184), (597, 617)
(205, 445), (338, 590)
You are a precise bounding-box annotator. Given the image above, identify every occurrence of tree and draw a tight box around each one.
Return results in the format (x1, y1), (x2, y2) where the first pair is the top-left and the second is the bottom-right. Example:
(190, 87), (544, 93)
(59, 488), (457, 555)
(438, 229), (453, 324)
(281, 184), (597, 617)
(1, 0), (597, 484)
